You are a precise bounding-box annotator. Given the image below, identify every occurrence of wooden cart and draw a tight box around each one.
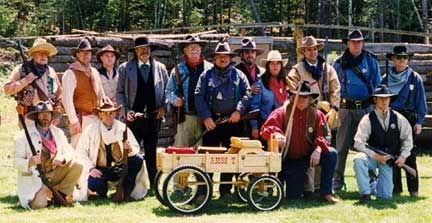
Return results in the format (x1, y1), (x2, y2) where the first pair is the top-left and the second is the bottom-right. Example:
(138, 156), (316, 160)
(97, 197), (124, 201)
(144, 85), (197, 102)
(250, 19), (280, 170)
(154, 137), (283, 214)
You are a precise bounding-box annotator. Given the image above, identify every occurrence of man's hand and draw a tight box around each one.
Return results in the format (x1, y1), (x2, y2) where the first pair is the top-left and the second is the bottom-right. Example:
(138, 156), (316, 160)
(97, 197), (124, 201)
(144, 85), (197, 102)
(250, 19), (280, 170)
(28, 154), (41, 167)
(251, 83), (261, 95)
(70, 122), (82, 135)
(373, 154), (391, 164)
(23, 73), (38, 85)
(229, 110), (241, 123)
(395, 155), (407, 168)
(310, 148), (321, 167)
(414, 124), (422, 135)
(174, 97), (184, 107)
(203, 117), (216, 131)
(274, 133), (286, 148)
(89, 168), (103, 178)
(251, 128), (259, 139)
(126, 111), (135, 122)
(123, 140), (133, 154)
(155, 107), (165, 120)
(52, 159), (65, 168)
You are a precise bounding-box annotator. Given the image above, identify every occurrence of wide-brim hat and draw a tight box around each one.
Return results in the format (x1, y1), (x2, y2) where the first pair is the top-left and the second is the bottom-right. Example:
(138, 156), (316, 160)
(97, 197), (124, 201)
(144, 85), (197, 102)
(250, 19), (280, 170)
(130, 36), (158, 51)
(70, 38), (96, 56)
(233, 37), (264, 55)
(178, 35), (207, 53)
(386, 45), (414, 60)
(342, 29), (368, 44)
(27, 38), (57, 57)
(93, 97), (122, 115)
(96, 44), (121, 62)
(371, 85), (396, 98)
(260, 50), (288, 67)
(26, 101), (62, 121)
(289, 81), (319, 99)
(296, 36), (324, 54)
(208, 41), (237, 57)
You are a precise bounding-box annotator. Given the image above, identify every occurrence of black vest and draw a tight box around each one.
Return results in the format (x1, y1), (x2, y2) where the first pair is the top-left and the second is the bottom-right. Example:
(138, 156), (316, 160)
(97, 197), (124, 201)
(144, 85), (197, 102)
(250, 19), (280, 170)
(235, 63), (261, 85)
(367, 110), (401, 156)
(187, 62), (204, 114)
(132, 63), (156, 115)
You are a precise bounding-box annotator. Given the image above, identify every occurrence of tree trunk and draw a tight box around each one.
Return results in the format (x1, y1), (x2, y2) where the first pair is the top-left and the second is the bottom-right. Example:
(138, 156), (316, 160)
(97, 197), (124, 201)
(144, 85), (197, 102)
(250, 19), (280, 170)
(336, 0), (340, 38)
(395, 0), (401, 42)
(213, 0), (218, 25)
(203, 0), (209, 26)
(317, 0), (322, 37)
(247, 0), (265, 36)
(348, 0), (352, 27)
(422, 0), (429, 44)
(378, 0), (384, 42)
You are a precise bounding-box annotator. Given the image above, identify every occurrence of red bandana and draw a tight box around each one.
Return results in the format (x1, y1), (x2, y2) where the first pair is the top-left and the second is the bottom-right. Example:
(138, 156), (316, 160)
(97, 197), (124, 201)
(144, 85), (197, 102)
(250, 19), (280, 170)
(184, 55), (204, 69)
(269, 77), (287, 105)
(41, 133), (57, 155)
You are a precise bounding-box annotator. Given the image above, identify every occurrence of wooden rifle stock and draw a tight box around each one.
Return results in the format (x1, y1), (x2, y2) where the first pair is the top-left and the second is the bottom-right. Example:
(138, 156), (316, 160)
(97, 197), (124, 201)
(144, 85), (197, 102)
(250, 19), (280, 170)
(16, 106), (69, 206)
(174, 64), (186, 124)
(366, 145), (417, 178)
(112, 112), (129, 203)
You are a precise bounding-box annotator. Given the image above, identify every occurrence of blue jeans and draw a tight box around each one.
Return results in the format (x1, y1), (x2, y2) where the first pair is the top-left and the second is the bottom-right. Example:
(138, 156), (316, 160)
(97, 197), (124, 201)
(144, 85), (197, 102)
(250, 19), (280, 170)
(88, 154), (144, 197)
(278, 147), (337, 199)
(353, 152), (393, 199)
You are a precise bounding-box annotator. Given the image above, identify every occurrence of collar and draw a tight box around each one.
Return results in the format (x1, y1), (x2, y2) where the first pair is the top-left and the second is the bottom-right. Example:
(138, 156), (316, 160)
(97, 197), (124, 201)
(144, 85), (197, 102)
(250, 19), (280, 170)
(138, 60), (151, 67)
(305, 59), (318, 67)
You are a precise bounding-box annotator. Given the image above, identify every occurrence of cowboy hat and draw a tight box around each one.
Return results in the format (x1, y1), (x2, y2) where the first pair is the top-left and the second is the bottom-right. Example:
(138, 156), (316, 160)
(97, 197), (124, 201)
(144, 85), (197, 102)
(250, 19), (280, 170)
(27, 38), (57, 57)
(386, 45), (414, 60)
(26, 101), (62, 121)
(371, 84), (396, 98)
(233, 37), (264, 56)
(208, 41), (237, 57)
(342, 29), (368, 44)
(96, 44), (121, 62)
(296, 36), (324, 54)
(289, 81), (319, 99)
(93, 97), (121, 115)
(130, 36), (158, 51)
(260, 50), (288, 67)
(177, 35), (207, 53)
(70, 38), (96, 56)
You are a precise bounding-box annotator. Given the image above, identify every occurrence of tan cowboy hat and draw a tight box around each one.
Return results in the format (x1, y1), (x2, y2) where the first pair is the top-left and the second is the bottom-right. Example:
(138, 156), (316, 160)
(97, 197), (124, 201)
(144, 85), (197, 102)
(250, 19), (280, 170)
(96, 44), (121, 62)
(296, 36), (324, 54)
(93, 97), (121, 115)
(27, 38), (57, 57)
(26, 101), (62, 121)
(260, 50), (288, 67)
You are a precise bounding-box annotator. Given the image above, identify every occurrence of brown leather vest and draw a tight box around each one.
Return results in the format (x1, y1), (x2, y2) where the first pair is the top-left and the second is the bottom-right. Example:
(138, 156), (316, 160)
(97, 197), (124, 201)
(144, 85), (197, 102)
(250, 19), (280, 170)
(283, 103), (317, 151)
(72, 70), (98, 114)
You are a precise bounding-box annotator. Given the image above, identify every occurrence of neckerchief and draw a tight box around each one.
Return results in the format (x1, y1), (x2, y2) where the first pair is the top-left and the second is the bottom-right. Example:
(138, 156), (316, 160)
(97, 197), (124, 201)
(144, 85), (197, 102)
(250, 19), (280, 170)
(185, 55), (204, 69)
(28, 61), (48, 78)
(269, 77), (287, 105)
(303, 56), (324, 81)
(212, 63), (234, 88)
(387, 66), (411, 95)
(100, 121), (122, 145)
(341, 49), (365, 69)
(37, 127), (57, 154)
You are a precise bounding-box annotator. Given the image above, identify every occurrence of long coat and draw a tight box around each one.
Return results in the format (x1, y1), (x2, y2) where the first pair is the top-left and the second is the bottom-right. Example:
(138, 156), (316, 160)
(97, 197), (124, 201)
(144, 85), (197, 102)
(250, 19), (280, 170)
(75, 119), (150, 201)
(14, 124), (76, 209)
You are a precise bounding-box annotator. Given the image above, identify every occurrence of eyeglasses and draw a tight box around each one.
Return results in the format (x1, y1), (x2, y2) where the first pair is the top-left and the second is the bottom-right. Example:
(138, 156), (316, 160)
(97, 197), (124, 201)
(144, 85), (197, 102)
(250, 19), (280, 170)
(101, 111), (116, 115)
(395, 55), (409, 60)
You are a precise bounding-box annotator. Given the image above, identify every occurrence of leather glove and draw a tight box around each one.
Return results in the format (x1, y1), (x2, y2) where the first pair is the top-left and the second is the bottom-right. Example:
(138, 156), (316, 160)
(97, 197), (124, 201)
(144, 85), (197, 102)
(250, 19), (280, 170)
(326, 108), (337, 129)
(317, 101), (330, 113)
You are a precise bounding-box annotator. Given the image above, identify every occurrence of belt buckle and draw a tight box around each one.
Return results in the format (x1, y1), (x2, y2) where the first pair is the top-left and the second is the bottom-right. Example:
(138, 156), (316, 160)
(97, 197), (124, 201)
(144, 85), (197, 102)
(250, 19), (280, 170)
(143, 112), (149, 119)
(355, 101), (362, 110)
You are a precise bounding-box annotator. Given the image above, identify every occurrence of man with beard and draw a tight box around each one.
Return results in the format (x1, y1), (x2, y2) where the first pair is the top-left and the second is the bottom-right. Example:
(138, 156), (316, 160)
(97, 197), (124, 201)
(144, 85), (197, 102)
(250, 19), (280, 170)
(62, 38), (106, 148)
(332, 30), (381, 191)
(195, 40), (251, 198)
(116, 36), (168, 186)
(14, 101), (82, 209)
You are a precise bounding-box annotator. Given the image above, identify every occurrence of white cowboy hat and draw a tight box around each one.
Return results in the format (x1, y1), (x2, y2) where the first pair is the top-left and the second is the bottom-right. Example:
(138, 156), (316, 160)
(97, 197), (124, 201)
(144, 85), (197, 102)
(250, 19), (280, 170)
(260, 50), (288, 67)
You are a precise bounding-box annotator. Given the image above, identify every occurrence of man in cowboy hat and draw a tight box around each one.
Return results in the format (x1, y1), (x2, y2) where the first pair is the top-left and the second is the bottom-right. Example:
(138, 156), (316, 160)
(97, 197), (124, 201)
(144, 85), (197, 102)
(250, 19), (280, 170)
(97, 45), (121, 103)
(353, 85), (413, 204)
(116, 36), (168, 186)
(195, 40), (251, 198)
(62, 37), (106, 148)
(165, 35), (212, 146)
(382, 45), (426, 197)
(234, 37), (265, 94)
(75, 97), (149, 201)
(4, 38), (62, 115)
(260, 81), (338, 203)
(14, 101), (83, 209)
(332, 29), (382, 191)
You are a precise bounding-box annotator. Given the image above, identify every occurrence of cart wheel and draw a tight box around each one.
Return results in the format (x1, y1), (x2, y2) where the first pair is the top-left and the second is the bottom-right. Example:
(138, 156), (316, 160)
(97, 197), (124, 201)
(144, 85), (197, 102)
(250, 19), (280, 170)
(154, 171), (168, 206)
(162, 165), (212, 215)
(247, 175), (282, 211)
(235, 173), (255, 203)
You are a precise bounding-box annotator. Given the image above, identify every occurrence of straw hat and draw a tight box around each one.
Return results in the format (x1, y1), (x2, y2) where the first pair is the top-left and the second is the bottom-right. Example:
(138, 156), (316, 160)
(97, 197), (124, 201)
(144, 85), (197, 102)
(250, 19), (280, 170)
(260, 50), (288, 67)
(27, 38), (57, 57)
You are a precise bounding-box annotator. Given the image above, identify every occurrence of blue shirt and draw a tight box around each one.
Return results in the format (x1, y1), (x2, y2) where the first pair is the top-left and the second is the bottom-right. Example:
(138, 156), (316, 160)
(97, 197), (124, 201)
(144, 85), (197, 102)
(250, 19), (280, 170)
(249, 79), (283, 129)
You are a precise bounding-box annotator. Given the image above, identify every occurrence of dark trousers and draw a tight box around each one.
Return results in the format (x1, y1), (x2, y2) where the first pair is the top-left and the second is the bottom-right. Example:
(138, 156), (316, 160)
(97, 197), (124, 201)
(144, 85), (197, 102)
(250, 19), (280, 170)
(393, 148), (419, 193)
(203, 121), (242, 194)
(278, 148), (337, 199)
(128, 117), (160, 187)
(88, 154), (144, 197)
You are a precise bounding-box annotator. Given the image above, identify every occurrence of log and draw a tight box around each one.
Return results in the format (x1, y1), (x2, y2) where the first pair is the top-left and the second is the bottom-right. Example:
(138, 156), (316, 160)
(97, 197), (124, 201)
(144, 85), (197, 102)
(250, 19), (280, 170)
(423, 115), (432, 127)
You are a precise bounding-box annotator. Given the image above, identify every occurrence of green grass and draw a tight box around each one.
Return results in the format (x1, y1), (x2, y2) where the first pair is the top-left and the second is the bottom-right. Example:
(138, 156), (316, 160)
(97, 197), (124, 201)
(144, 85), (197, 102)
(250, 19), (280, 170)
(1, 94), (432, 223)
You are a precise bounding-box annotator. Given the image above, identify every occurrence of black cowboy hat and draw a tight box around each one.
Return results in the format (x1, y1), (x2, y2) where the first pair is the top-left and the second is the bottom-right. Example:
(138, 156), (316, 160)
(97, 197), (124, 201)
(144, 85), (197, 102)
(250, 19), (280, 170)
(342, 29), (368, 44)
(26, 101), (62, 121)
(371, 85), (396, 98)
(96, 44), (121, 63)
(70, 38), (97, 56)
(177, 35), (207, 53)
(386, 45), (414, 60)
(208, 41), (237, 57)
(130, 36), (158, 51)
(289, 81), (319, 99)
(233, 37), (264, 56)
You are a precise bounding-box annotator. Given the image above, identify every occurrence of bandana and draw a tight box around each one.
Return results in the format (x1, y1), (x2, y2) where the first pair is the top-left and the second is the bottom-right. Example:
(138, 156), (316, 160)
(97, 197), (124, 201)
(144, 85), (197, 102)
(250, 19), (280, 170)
(269, 77), (287, 105)
(387, 66), (412, 94)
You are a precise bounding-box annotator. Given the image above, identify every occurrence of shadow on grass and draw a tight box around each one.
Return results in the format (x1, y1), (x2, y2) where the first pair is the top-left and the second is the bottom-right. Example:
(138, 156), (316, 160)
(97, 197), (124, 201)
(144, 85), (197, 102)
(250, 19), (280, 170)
(0, 195), (24, 211)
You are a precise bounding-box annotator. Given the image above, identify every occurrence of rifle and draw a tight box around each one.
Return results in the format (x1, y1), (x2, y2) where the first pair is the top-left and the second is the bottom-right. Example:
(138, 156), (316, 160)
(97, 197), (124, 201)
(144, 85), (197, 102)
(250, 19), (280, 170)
(112, 110), (129, 203)
(174, 64), (186, 124)
(366, 145), (417, 178)
(191, 109), (261, 147)
(16, 105), (70, 206)
(322, 35), (329, 101)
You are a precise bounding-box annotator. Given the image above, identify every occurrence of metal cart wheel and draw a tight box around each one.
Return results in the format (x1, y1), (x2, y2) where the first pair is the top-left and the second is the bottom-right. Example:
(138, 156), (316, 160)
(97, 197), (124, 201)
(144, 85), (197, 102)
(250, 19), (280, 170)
(247, 175), (283, 211)
(235, 172), (255, 203)
(154, 171), (168, 206)
(162, 165), (213, 215)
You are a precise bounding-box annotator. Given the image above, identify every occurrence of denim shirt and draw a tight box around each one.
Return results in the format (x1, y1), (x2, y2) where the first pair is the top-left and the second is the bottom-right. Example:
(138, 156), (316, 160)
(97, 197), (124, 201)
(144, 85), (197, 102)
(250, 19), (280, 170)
(249, 79), (282, 129)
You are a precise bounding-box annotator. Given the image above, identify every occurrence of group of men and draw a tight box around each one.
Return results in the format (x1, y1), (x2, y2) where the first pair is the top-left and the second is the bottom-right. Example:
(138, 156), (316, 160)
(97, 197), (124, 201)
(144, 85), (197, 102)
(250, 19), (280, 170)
(4, 28), (427, 209)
